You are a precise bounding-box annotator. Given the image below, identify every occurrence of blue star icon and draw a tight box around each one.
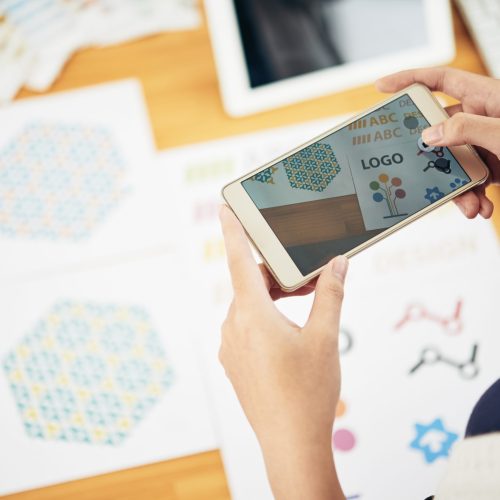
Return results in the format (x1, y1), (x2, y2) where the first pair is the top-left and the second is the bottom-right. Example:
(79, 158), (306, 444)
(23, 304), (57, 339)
(424, 187), (445, 204)
(410, 418), (459, 463)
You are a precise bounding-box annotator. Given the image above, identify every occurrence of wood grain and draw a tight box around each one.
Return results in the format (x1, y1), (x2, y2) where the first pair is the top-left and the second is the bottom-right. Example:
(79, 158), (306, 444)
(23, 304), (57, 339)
(261, 195), (366, 247)
(4, 3), (499, 500)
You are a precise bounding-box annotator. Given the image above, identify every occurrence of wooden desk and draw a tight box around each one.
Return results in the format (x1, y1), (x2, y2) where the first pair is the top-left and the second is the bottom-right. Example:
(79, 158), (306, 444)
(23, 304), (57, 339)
(5, 4), (499, 500)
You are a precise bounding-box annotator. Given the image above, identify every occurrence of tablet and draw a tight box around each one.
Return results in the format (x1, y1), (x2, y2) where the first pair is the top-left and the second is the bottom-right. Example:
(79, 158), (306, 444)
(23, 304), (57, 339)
(205, 0), (455, 116)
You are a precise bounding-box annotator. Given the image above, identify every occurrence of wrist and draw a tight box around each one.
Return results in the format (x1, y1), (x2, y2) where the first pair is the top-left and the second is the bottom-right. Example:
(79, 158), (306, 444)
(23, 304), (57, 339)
(258, 424), (343, 500)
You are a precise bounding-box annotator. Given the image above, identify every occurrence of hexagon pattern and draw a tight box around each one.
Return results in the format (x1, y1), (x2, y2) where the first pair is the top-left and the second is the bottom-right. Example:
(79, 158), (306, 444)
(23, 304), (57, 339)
(0, 123), (128, 240)
(251, 165), (278, 185)
(283, 142), (340, 192)
(3, 301), (174, 446)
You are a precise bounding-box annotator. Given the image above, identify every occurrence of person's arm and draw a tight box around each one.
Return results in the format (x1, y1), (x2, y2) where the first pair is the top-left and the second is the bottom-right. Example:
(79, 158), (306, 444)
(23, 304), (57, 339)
(376, 67), (500, 219)
(219, 205), (347, 500)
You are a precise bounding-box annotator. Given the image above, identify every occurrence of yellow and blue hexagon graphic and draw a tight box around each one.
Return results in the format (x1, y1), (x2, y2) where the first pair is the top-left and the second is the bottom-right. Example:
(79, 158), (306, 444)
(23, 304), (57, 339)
(283, 142), (340, 192)
(0, 123), (128, 240)
(3, 301), (174, 446)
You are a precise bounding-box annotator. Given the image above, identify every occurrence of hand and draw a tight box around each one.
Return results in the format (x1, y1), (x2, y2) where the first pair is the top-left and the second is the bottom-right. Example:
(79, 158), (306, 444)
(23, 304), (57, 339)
(376, 67), (500, 219)
(219, 205), (347, 500)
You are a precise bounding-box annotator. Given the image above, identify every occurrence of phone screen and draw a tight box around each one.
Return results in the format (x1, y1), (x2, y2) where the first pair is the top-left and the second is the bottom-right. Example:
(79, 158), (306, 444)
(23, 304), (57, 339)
(242, 94), (471, 276)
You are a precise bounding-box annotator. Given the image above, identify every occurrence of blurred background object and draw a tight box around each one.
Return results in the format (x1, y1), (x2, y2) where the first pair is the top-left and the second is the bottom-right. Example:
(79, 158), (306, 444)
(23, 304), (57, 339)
(454, 0), (500, 78)
(0, 0), (200, 103)
(206, 0), (455, 115)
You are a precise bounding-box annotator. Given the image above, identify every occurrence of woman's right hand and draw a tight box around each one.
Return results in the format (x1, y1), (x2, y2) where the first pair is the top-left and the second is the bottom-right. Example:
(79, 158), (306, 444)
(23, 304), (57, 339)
(376, 67), (500, 219)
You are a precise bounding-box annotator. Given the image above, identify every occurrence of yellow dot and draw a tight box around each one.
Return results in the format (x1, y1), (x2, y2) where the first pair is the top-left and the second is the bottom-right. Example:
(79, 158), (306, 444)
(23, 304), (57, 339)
(72, 413), (84, 425)
(46, 422), (59, 437)
(118, 418), (131, 430)
(17, 345), (30, 358)
(92, 428), (106, 441)
(25, 408), (38, 421)
(379, 174), (389, 183)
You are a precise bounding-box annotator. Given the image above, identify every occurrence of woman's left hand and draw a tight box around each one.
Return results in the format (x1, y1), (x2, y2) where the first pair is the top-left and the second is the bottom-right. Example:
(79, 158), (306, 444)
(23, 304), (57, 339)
(219, 205), (347, 500)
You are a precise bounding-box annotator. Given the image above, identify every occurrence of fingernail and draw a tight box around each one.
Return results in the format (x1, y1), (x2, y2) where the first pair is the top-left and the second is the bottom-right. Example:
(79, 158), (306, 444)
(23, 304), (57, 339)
(422, 124), (444, 145)
(332, 255), (348, 283)
(455, 200), (468, 217)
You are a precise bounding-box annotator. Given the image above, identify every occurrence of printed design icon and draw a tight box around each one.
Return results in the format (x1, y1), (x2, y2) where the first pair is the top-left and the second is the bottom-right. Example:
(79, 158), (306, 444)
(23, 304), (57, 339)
(424, 186), (445, 203)
(251, 166), (278, 184)
(409, 344), (479, 379)
(424, 158), (451, 174)
(339, 327), (353, 356)
(0, 123), (128, 240)
(332, 399), (356, 452)
(410, 418), (458, 463)
(449, 177), (468, 191)
(283, 142), (340, 192)
(394, 300), (463, 335)
(370, 174), (408, 219)
(2, 301), (174, 446)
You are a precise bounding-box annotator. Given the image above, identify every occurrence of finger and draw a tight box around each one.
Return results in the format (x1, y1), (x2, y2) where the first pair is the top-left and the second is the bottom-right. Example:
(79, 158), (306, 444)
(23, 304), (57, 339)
(444, 103), (463, 116)
(258, 262), (317, 301)
(453, 191), (480, 219)
(422, 113), (500, 157)
(219, 206), (270, 303)
(258, 263), (274, 291)
(375, 67), (498, 108)
(270, 279), (318, 301)
(477, 190), (494, 219)
(306, 256), (348, 335)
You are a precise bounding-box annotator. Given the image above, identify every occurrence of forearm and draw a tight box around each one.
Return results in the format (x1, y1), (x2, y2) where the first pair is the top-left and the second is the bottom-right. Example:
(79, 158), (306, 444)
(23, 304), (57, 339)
(259, 427), (344, 500)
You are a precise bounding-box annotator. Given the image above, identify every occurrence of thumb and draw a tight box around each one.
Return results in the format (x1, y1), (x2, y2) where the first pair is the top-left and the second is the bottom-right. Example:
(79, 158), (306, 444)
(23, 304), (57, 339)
(422, 112), (500, 156)
(306, 256), (348, 334)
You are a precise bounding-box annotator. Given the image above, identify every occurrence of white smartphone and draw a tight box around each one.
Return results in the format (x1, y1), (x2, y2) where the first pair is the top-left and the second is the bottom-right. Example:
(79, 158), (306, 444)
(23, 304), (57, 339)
(222, 84), (489, 292)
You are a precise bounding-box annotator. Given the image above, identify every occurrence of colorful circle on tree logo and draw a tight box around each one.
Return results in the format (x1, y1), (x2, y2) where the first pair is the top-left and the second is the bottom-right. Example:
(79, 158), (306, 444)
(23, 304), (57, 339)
(379, 173), (389, 183)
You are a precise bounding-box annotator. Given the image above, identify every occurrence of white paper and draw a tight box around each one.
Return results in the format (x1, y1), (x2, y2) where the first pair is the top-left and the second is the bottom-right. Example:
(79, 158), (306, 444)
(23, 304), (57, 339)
(156, 120), (500, 500)
(0, 254), (218, 495)
(0, 80), (185, 283)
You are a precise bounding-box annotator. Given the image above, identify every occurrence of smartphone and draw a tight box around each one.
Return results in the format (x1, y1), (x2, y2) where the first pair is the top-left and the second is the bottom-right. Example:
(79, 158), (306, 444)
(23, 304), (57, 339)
(222, 84), (489, 292)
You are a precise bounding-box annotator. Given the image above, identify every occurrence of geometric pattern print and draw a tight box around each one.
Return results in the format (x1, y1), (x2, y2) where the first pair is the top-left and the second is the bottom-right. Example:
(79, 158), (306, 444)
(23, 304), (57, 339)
(282, 142), (340, 192)
(0, 123), (128, 241)
(2, 301), (174, 446)
(251, 165), (278, 184)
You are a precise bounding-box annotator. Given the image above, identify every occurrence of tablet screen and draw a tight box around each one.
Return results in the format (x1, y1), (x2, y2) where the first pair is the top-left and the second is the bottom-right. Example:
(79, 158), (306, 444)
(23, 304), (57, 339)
(242, 94), (470, 275)
(233, 0), (428, 88)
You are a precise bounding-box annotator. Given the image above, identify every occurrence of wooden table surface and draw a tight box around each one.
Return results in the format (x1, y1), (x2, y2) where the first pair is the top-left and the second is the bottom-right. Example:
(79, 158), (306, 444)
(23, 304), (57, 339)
(5, 3), (500, 500)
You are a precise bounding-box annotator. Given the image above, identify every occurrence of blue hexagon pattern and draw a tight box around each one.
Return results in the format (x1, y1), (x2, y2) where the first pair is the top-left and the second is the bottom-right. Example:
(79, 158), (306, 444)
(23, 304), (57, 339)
(283, 142), (340, 192)
(2, 301), (174, 446)
(0, 123), (128, 240)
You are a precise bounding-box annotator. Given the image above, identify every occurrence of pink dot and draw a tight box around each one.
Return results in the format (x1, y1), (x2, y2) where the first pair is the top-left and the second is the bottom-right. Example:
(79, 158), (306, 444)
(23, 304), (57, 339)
(333, 428), (356, 452)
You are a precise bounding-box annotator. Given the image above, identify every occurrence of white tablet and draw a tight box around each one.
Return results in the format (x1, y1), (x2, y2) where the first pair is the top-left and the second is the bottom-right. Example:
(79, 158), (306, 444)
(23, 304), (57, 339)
(205, 0), (455, 116)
